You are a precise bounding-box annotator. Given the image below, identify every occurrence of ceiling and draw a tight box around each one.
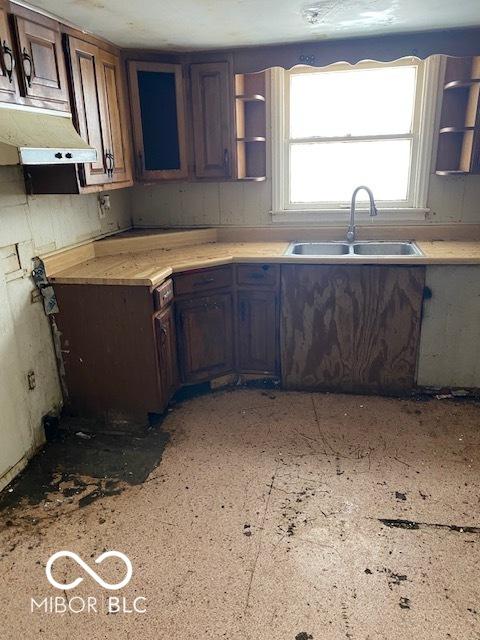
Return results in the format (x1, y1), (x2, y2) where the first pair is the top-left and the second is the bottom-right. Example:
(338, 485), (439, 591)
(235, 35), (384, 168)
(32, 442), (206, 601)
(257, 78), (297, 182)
(27, 0), (480, 51)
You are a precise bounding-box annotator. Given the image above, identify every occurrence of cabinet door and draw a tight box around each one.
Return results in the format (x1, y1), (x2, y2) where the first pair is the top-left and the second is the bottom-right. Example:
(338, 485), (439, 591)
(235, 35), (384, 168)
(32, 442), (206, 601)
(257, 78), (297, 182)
(176, 293), (234, 383)
(0, 2), (19, 103)
(237, 290), (278, 374)
(190, 61), (234, 179)
(128, 61), (188, 181)
(155, 306), (179, 409)
(67, 36), (109, 186)
(97, 48), (132, 184)
(13, 11), (69, 109)
(281, 265), (425, 394)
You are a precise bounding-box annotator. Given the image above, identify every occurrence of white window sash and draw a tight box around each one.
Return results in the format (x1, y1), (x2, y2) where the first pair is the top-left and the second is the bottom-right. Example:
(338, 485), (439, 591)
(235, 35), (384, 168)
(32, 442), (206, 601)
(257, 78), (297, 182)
(270, 57), (442, 219)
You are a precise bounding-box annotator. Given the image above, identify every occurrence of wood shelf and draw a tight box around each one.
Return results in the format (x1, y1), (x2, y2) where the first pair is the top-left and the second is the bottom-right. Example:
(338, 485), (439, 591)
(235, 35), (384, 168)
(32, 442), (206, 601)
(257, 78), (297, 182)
(436, 170), (469, 176)
(445, 79), (480, 90)
(236, 136), (266, 142)
(235, 94), (266, 102)
(439, 126), (475, 134)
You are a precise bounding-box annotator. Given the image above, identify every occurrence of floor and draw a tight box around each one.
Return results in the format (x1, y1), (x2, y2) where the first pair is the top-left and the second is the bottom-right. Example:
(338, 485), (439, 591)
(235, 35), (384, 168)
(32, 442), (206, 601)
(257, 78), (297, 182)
(1, 388), (480, 639)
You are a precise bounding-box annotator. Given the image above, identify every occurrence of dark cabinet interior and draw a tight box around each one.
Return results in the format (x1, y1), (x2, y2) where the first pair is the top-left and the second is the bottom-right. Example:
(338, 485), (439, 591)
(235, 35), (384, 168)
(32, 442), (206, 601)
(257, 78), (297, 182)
(281, 265), (425, 394)
(128, 61), (188, 180)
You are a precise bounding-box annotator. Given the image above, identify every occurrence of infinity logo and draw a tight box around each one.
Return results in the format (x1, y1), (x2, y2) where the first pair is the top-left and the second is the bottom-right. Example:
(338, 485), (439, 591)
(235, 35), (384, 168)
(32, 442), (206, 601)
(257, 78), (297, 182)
(46, 551), (133, 591)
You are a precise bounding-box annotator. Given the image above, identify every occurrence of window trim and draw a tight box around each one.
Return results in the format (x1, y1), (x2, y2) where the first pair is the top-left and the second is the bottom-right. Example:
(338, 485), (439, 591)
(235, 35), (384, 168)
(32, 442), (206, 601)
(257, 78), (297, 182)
(270, 57), (442, 221)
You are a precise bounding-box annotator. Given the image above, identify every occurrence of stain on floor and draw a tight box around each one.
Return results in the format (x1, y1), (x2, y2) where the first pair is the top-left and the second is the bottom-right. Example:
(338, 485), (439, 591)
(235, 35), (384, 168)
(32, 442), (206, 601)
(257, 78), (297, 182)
(0, 389), (479, 639)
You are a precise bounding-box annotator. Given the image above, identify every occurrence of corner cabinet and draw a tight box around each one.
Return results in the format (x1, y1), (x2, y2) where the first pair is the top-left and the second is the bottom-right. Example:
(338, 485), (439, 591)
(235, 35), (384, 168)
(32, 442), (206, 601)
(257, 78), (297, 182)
(128, 61), (188, 181)
(190, 61), (235, 179)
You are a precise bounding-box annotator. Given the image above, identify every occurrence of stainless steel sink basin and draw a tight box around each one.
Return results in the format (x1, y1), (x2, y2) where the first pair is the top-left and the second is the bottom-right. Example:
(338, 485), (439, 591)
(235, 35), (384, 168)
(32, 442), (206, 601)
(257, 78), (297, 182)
(288, 242), (350, 256)
(353, 242), (422, 256)
(285, 241), (423, 257)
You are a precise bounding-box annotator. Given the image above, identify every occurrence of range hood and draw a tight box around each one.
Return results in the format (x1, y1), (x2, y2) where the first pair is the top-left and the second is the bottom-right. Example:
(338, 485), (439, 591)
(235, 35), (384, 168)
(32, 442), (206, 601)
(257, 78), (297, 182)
(0, 105), (97, 165)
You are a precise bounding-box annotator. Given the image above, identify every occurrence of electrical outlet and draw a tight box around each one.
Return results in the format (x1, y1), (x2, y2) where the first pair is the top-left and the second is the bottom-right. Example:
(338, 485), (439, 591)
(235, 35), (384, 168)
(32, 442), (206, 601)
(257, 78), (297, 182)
(98, 194), (111, 219)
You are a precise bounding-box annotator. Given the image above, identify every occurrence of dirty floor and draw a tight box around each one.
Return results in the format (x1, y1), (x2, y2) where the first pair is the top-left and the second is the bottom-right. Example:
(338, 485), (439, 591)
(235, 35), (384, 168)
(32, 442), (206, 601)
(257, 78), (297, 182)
(0, 389), (479, 639)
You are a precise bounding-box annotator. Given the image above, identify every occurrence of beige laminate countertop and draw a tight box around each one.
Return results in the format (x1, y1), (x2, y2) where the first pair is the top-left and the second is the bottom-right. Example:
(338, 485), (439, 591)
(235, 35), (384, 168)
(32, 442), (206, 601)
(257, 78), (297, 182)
(45, 236), (480, 287)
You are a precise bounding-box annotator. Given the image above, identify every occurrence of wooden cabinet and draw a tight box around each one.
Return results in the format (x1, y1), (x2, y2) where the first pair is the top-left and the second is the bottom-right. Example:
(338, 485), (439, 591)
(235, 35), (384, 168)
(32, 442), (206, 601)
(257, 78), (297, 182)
(176, 292), (234, 383)
(281, 265), (425, 394)
(12, 8), (69, 110)
(154, 304), (179, 409)
(190, 61), (235, 179)
(237, 290), (278, 374)
(0, 1), (18, 102)
(67, 36), (132, 187)
(128, 61), (188, 181)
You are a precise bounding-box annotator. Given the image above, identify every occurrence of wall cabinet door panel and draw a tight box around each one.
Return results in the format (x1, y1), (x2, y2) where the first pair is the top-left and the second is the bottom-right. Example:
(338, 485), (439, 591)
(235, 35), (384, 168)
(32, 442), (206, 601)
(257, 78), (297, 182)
(176, 292), (234, 383)
(0, 3), (19, 102)
(190, 61), (234, 179)
(237, 290), (278, 374)
(67, 36), (109, 185)
(13, 11), (69, 109)
(155, 305), (179, 409)
(281, 265), (425, 394)
(98, 48), (132, 184)
(128, 61), (188, 181)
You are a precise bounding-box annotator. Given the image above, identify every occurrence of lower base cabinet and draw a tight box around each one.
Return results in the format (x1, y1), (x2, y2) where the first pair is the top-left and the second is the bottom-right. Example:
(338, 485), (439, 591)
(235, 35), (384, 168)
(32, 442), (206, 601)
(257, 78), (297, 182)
(175, 293), (234, 383)
(237, 290), (278, 374)
(154, 305), (179, 404)
(281, 264), (426, 394)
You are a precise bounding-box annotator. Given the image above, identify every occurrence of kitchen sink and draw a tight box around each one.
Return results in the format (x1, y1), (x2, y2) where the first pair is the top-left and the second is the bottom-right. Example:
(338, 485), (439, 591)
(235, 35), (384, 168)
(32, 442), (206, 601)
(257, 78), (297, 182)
(353, 242), (422, 256)
(285, 241), (423, 257)
(288, 242), (350, 256)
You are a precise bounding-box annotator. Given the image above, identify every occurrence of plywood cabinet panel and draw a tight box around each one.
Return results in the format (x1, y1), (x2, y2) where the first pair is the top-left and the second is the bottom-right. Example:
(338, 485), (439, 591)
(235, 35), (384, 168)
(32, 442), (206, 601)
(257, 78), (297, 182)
(190, 61), (234, 178)
(176, 292), (234, 383)
(281, 265), (425, 394)
(13, 10), (69, 109)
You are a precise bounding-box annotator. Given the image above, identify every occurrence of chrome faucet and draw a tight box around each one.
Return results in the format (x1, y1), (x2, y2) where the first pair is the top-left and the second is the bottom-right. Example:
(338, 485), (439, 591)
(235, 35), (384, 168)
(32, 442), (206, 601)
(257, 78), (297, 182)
(346, 186), (378, 243)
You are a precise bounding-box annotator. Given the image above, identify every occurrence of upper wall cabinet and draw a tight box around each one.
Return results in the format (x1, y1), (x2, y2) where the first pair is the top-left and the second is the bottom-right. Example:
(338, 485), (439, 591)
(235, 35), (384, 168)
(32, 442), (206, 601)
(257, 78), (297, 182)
(0, 1), (18, 102)
(128, 61), (188, 181)
(190, 61), (235, 179)
(11, 5), (69, 110)
(66, 35), (132, 187)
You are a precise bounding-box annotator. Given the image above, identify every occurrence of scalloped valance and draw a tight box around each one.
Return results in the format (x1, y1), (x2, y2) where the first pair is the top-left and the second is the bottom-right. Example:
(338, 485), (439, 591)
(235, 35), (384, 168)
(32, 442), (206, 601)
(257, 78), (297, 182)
(232, 27), (480, 74)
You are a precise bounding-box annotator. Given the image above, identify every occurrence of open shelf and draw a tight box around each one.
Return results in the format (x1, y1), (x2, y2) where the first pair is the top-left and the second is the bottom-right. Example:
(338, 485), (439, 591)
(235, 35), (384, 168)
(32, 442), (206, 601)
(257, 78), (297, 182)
(234, 71), (267, 182)
(436, 56), (480, 175)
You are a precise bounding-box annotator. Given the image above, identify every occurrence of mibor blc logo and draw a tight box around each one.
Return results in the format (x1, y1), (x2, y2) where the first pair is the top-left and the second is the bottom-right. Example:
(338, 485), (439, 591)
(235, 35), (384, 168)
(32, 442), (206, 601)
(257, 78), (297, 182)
(31, 550), (147, 614)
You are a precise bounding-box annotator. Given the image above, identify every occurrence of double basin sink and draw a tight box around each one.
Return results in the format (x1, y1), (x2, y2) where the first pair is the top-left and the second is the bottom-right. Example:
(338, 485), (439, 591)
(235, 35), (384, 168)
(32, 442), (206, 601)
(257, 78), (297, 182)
(285, 241), (423, 257)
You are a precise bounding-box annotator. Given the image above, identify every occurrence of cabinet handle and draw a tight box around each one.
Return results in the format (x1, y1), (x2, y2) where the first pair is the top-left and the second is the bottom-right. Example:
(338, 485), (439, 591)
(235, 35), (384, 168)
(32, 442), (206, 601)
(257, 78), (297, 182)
(22, 48), (32, 87)
(2, 41), (14, 82)
(105, 151), (114, 178)
(223, 148), (229, 176)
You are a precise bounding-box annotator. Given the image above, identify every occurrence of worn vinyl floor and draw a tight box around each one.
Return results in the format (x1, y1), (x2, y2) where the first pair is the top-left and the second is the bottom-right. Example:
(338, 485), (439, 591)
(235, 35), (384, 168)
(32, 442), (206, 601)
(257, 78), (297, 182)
(0, 388), (480, 639)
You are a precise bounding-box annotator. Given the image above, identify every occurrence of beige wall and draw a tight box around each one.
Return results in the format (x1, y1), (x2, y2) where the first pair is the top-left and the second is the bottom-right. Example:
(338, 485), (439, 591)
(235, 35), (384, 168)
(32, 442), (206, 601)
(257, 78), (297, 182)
(131, 173), (480, 228)
(0, 166), (132, 490)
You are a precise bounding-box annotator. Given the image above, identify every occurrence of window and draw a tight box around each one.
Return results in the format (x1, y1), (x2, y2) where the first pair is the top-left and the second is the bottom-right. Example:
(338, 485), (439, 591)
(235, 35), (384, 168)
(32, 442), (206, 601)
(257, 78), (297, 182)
(271, 58), (440, 219)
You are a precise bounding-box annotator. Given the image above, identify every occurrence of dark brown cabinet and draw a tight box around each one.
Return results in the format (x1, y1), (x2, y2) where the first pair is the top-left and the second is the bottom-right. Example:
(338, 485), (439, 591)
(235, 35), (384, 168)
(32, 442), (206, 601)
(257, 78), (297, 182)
(0, 1), (18, 102)
(12, 8), (69, 110)
(237, 290), (278, 374)
(190, 61), (235, 179)
(67, 36), (132, 188)
(128, 61), (188, 181)
(155, 305), (179, 407)
(281, 265), (425, 394)
(176, 292), (234, 383)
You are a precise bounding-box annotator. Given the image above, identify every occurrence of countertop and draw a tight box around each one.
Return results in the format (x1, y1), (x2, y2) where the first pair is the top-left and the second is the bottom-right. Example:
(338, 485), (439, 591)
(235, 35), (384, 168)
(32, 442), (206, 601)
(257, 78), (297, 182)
(44, 231), (480, 287)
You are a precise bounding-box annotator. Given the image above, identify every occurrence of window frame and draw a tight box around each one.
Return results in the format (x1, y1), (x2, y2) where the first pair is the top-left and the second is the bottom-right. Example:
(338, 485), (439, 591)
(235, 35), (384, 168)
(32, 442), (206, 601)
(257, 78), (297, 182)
(270, 57), (441, 221)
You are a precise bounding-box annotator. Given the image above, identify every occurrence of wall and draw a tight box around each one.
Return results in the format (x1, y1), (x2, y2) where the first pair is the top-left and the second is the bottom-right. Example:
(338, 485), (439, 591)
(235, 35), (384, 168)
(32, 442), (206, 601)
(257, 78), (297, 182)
(131, 173), (480, 228)
(0, 166), (132, 490)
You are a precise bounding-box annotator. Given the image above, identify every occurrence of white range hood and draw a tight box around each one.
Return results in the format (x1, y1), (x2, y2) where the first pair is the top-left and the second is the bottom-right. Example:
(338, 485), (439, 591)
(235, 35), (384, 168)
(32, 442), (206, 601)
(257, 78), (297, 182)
(0, 104), (97, 165)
